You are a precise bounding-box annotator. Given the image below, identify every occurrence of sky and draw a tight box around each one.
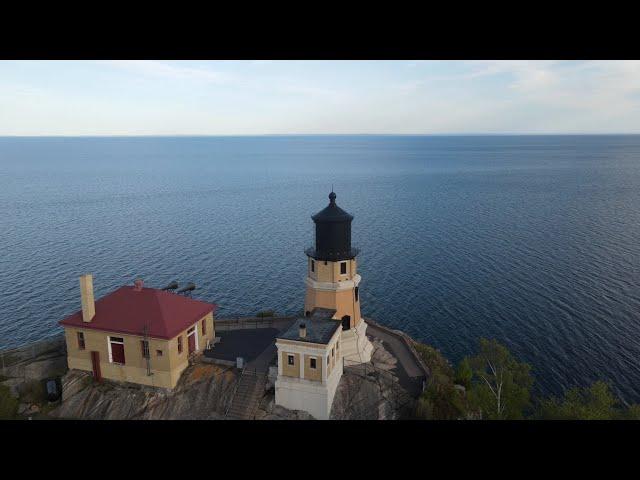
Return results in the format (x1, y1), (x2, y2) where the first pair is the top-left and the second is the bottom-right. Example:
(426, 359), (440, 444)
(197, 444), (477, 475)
(1, 60), (639, 135)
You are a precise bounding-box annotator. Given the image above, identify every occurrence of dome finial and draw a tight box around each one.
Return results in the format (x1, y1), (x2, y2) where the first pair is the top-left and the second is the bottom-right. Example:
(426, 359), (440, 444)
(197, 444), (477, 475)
(329, 188), (336, 204)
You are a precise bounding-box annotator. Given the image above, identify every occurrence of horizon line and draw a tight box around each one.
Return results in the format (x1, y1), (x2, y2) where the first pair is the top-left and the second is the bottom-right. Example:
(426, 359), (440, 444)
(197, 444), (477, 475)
(2, 132), (640, 138)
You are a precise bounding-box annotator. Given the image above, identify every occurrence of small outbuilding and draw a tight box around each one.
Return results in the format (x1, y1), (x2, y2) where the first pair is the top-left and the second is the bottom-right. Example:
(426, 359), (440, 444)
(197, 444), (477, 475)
(59, 275), (216, 389)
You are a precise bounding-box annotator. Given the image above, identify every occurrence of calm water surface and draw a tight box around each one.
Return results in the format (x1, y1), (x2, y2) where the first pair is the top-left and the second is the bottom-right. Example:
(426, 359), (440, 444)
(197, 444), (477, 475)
(2, 135), (640, 401)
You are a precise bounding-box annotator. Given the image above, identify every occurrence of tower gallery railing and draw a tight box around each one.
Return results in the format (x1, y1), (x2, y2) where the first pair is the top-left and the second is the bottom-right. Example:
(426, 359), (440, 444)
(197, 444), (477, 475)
(304, 247), (360, 261)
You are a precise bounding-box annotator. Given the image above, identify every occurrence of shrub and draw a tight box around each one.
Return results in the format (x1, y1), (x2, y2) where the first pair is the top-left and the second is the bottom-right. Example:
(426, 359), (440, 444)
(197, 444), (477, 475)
(413, 343), (468, 419)
(537, 381), (624, 420)
(0, 384), (19, 419)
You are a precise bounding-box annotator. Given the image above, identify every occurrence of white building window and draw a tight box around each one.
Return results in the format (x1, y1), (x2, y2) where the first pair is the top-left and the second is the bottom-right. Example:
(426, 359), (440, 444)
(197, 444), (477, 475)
(108, 336), (125, 364)
(310, 357), (317, 369)
(287, 354), (295, 366)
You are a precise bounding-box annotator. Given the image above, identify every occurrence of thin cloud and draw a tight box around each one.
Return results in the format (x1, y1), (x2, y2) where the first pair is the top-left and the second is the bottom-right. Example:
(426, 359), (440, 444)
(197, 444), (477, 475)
(99, 60), (230, 83)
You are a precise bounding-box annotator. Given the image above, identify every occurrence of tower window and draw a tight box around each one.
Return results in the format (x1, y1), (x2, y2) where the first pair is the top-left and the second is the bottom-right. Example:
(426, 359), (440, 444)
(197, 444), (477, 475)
(355, 286), (359, 302)
(340, 262), (347, 274)
(311, 260), (315, 272)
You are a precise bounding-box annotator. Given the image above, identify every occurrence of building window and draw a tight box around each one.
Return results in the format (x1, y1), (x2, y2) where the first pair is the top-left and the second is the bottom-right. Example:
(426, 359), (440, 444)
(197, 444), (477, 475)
(109, 337), (125, 365)
(327, 356), (330, 365)
(332, 347), (335, 357)
(77, 331), (85, 350)
(156, 350), (163, 357)
(202, 319), (207, 335)
(178, 336), (183, 354)
(141, 340), (150, 359)
(340, 262), (347, 275)
(287, 354), (295, 366)
(355, 286), (359, 302)
(310, 357), (317, 369)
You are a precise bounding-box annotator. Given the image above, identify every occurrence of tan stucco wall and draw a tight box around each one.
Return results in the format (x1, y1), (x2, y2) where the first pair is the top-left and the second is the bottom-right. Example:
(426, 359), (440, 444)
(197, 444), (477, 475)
(277, 326), (340, 384)
(281, 351), (300, 378)
(304, 286), (361, 327)
(63, 311), (215, 389)
(303, 353), (322, 381)
(308, 258), (357, 283)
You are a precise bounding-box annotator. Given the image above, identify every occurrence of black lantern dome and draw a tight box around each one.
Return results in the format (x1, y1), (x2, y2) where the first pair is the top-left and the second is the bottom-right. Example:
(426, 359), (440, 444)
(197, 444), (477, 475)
(305, 191), (359, 261)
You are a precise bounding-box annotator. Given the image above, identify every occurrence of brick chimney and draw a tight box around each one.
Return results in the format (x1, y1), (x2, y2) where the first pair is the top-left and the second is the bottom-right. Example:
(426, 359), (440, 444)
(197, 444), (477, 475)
(79, 274), (95, 323)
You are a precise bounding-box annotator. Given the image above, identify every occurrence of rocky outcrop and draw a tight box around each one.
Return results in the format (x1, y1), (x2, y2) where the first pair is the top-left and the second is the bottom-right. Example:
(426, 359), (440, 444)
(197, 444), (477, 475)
(330, 338), (416, 419)
(49, 361), (239, 420)
(252, 339), (417, 420)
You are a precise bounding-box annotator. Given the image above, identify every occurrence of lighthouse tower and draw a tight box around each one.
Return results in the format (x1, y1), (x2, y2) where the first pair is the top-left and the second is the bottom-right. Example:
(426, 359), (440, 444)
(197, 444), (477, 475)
(304, 191), (373, 364)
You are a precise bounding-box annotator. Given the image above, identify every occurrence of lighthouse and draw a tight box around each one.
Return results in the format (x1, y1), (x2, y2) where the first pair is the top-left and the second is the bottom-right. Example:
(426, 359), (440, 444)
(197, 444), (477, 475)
(303, 191), (373, 364)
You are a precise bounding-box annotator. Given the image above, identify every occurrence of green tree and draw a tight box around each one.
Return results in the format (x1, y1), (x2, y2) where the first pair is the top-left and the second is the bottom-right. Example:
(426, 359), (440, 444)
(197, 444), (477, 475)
(413, 343), (468, 420)
(455, 357), (473, 389)
(414, 343), (454, 379)
(537, 381), (625, 420)
(0, 384), (19, 420)
(467, 338), (533, 419)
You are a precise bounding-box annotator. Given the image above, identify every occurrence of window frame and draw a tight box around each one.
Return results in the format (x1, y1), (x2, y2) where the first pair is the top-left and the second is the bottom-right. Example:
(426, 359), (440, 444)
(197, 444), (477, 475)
(340, 261), (347, 275)
(309, 357), (317, 369)
(202, 318), (207, 335)
(108, 336), (125, 365)
(141, 339), (150, 359)
(287, 354), (295, 366)
(77, 331), (85, 350)
(178, 335), (183, 354)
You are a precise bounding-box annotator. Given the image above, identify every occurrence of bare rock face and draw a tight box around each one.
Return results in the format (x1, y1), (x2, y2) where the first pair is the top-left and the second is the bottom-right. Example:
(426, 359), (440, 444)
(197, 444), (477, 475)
(330, 339), (415, 420)
(20, 356), (68, 381)
(257, 400), (315, 420)
(49, 360), (240, 420)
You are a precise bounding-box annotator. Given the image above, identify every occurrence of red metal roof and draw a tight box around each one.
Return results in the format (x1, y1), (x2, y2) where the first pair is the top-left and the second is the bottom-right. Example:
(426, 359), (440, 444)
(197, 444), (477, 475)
(59, 286), (216, 340)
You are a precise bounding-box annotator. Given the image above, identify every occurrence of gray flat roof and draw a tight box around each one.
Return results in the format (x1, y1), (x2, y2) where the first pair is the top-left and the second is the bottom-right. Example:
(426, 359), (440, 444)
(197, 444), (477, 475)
(277, 316), (340, 345)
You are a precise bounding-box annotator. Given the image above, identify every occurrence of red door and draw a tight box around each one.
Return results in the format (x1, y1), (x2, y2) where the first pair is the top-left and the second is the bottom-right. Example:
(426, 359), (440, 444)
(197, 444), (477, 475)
(91, 351), (102, 382)
(188, 333), (196, 355)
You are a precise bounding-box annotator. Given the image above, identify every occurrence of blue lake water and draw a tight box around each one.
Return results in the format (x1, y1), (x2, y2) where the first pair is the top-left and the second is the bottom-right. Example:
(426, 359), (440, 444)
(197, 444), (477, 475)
(2, 135), (640, 401)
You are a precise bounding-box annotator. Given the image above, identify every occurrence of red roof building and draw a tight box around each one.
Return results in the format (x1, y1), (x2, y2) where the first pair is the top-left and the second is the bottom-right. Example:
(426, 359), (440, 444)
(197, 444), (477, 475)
(60, 276), (218, 389)
(60, 285), (216, 339)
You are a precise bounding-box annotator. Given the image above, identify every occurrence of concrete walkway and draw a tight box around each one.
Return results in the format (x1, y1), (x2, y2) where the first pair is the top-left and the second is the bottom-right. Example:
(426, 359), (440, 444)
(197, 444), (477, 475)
(364, 322), (426, 398)
(366, 323), (424, 378)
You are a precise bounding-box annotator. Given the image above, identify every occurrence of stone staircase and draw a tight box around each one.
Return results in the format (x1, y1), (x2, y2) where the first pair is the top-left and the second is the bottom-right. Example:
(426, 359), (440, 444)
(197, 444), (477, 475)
(225, 370), (267, 419)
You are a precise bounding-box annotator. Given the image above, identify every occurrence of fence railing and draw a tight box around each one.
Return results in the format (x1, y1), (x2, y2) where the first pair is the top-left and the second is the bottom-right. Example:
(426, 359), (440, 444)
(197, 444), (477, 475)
(215, 316), (296, 331)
